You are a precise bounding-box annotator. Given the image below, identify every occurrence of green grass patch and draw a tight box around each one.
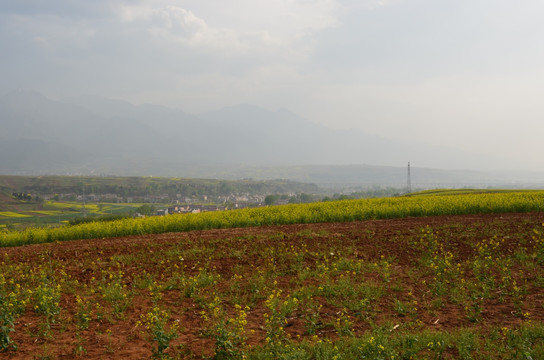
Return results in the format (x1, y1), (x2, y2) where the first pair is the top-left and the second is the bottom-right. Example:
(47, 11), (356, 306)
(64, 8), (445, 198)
(25, 210), (61, 216)
(0, 211), (32, 218)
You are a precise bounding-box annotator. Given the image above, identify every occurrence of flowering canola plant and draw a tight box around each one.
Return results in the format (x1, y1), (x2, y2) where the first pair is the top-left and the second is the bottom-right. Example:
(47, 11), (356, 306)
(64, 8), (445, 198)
(1, 191), (543, 247)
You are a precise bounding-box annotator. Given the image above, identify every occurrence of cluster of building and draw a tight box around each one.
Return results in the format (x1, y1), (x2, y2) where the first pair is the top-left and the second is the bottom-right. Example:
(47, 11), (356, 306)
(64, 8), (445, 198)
(39, 192), (267, 205)
(155, 204), (226, 216)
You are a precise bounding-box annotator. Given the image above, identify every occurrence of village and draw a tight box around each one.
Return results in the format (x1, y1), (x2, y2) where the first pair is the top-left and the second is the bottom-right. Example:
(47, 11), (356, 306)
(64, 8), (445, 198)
(20, 190), (299, 218)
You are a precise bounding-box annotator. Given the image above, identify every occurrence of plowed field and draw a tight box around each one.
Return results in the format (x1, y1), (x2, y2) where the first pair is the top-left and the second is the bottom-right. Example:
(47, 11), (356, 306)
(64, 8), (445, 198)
(2, 212), (544, 359)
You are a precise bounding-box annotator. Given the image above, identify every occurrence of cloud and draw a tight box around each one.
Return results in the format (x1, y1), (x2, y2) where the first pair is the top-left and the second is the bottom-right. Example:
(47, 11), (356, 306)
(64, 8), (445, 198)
(339, 0), (398, 10)
(0, 0), (343, 66)
(0, 0), (124, 18)
(149, 7), (207, 38)
(140, 6), (243, 51)
(104, 1), (342, 81)
(2, 1), (544, 170)
(117, 2), (338, 56)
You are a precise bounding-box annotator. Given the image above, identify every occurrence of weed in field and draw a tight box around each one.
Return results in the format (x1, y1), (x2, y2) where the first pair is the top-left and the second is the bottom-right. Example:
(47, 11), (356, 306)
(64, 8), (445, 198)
(182, 267), (220, 299)
(0, 291), (19, 351)
(464, 294), (483, 323)
(263, 289), (298, 347)
(302, 302), (322, 336)
(133, 269), (155, 290)
(72, 331), (87, 357)
(32, 279), (61, 329)
(137, 306), (180, 360)
(334, 308), (354, 337)
(98, 270), (131, 316)
(533, 225), (544, 265)
(393, 298), (411, 318)
(455, 329), (479, 360)
(319, 274), (356, 299)
(0, 269), (28, 351)
(209, 303), (250, 359)
(247, 268), (267, 303)
(74, 295), (92, 330)
(356, 334), (393, 359)
(426, 338), (447, 360)
(148, 280), (164, 305)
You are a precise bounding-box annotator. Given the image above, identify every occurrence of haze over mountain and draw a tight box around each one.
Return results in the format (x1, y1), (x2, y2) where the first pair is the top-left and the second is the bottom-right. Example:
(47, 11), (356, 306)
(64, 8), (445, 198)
(0, 90), (495, 167)
(1, 90), (543, 188)
(2, 1), (544, 175)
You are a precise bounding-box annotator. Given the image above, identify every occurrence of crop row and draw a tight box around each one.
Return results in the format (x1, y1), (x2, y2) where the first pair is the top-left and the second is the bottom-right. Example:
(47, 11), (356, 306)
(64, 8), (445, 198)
(1, 191), (544, 247)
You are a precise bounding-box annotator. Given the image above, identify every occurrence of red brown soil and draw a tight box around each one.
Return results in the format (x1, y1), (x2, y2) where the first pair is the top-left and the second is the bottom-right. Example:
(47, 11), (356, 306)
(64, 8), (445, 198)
(2, 212), (544, 359)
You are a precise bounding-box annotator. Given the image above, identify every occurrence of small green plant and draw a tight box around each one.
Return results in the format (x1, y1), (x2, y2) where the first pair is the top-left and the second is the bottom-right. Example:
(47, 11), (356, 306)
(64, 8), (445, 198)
(0, 275), (27, 352)
(182, 268), (220, 298)
(100, 270), (131, 315)
(211, 304), (250, 359)
(0, 295), (17, 351)
(72, 331), (87, 357)
(137, 306), (180, 359)
(426, 338), (447, 360)
(334, 308), (354, 336)
(74, 295), (92, 330)
(357, 334), (391, 359)
(263, 289), (299, 348)
(303, 303), (323, 335)
(33, 280), (61, 329)
(464, 294), (483, 323)
(394, 298), (408, 317)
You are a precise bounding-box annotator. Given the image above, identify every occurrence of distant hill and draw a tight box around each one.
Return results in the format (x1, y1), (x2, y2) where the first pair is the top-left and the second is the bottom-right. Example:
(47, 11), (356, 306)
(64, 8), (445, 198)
(1, 90), (543, 188)
(146, 163), (544, 189)
(0, 175), (320, 205)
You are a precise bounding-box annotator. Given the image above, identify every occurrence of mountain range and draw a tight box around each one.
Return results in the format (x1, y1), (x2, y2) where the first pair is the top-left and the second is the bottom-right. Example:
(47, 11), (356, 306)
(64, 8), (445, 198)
(1, 90), (542, 188)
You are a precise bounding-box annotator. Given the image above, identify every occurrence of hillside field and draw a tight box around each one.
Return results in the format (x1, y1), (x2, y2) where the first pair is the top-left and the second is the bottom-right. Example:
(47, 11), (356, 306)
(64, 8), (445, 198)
(0, 200), (142, 230)
(0, 193), (544, 358)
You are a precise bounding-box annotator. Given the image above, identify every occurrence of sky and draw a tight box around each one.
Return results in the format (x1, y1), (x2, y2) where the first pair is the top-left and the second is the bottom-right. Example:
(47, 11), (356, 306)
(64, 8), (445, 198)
(1, 0), (543, 170)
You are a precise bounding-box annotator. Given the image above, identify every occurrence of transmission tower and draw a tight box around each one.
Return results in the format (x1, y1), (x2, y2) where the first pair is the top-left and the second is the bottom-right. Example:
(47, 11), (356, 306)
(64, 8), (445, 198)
(82, 185), (87, 218)
(407, 162), (412, 194)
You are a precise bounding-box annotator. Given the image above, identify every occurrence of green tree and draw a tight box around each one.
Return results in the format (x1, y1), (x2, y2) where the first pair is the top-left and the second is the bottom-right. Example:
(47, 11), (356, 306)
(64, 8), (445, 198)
(137, 204), (156, 216)
(264, 195), (279, 206)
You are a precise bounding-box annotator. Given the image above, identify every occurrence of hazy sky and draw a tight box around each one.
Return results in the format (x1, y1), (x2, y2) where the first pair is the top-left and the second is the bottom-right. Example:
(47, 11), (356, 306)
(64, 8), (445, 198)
(1, 0), (543, 170)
